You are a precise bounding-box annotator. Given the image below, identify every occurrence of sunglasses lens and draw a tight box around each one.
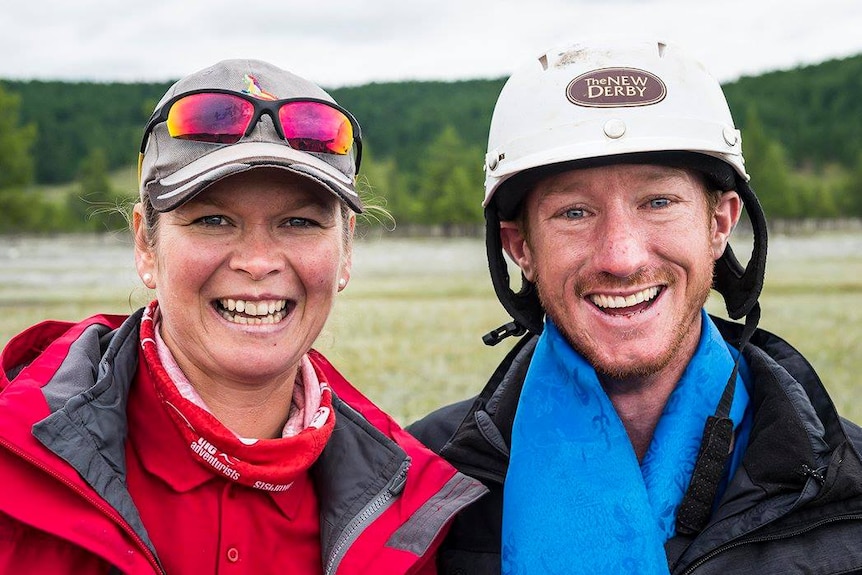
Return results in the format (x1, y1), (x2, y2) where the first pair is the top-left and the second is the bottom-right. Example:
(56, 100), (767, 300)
(278, 101), (354, 155)
(166, 93), (254, 144)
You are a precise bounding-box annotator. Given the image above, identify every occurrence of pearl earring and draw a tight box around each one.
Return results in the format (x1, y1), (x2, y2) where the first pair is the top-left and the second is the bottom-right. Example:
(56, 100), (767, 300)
(338, 278), (347, 288)
(142, 273), (154, 287)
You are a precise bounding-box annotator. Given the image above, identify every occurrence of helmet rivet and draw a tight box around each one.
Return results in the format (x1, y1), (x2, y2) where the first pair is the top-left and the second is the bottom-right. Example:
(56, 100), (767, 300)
(723, 126), (739, 147)
(603, 119), (626, 139)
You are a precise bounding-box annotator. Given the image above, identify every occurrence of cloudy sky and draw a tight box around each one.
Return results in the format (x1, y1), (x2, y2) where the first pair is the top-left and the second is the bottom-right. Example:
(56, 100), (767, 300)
(2, 0), (861, 87)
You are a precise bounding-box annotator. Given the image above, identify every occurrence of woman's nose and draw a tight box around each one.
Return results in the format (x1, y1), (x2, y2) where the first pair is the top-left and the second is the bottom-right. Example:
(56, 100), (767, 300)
(229, 226), (285, 280)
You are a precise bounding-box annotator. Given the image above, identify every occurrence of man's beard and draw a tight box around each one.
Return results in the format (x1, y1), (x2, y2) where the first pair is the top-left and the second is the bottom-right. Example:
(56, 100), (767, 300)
(534, 266), (713, 381)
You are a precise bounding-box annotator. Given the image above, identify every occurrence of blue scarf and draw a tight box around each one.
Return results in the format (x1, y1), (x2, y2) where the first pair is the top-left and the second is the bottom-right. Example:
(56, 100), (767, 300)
(502, 310), (749, 574)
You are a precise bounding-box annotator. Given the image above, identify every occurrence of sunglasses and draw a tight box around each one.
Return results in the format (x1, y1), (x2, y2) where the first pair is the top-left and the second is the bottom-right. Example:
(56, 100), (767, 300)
(139, 90), (362, 170)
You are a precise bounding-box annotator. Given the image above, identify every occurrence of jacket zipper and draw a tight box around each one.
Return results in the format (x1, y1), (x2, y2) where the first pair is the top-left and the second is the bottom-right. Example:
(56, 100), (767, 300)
(324, 458), (411, 575)
(0, 438), (164, 574)
(680, 513), (862, 574)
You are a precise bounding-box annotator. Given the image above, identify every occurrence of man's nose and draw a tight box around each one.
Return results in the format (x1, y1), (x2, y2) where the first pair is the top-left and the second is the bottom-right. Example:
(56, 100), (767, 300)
(594, 212), (650, 278)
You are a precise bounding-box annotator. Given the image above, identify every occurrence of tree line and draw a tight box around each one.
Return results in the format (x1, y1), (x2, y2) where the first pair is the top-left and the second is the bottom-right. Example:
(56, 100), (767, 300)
(1, 53), (861, 235)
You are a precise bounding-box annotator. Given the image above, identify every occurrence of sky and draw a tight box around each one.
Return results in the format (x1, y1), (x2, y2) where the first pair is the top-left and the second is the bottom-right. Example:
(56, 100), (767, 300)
(2, 0), (861, 88)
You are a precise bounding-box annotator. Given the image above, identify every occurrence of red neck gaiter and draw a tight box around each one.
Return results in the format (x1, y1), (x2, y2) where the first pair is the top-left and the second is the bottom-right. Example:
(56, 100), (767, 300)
(138, 301), (335, 491)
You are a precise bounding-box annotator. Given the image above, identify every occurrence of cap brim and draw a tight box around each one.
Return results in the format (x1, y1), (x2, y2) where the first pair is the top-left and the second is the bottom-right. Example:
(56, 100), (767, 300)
(147, 142), (362, 213)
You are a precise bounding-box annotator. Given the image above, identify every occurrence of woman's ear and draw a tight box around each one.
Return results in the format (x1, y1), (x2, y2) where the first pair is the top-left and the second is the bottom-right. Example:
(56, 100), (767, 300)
(133, 203), (156, 288)
(338, 214), (355, 292)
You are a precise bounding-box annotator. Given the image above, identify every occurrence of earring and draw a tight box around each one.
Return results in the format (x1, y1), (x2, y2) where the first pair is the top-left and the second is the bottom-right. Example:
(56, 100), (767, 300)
(142, 273), (154, 288)
(338, 278), (347, 288)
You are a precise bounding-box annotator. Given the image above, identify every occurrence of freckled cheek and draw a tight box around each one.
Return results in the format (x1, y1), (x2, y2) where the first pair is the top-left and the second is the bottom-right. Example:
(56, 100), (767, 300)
(152, 245), (225, 308)
(292, 249), (344, 293)
(159, 248), (219, 283)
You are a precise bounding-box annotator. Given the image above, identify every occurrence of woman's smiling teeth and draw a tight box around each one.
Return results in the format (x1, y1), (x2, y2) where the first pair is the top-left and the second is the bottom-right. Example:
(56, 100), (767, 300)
(217, 298), (288, 325)
(589, 286), (660, 310)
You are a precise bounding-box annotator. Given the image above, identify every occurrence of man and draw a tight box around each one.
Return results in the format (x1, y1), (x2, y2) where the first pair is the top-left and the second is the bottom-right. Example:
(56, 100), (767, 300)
(410, 39), (862, 574)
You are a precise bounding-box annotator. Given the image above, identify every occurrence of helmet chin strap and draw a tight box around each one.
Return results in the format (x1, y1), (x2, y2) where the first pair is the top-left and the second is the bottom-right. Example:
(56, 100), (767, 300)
(674, 302), (760, 536)
(482, 206), (545, 346)
(713, 177), (768, 320)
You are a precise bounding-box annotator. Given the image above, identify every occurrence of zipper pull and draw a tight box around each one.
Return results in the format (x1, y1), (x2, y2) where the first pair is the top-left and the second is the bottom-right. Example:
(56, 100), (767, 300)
(388, 458), (411, 495)
(800, 464), (825, 484)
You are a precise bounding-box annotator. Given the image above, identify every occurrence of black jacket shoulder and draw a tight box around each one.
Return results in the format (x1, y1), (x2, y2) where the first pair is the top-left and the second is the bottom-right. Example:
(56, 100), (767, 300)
(409, 317), (862, 575)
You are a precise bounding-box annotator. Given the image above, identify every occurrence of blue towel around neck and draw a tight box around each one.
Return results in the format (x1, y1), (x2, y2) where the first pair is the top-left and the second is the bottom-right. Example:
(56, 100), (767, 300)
(502, 309), (749, 575)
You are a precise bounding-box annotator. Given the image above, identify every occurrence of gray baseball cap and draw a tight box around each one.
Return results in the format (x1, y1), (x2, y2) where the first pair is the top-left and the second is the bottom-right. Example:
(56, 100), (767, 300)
(139, 59), (363, 213)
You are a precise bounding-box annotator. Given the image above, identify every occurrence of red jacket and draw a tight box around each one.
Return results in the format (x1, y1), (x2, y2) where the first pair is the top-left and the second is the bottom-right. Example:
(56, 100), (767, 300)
(0, 310), (486, 574)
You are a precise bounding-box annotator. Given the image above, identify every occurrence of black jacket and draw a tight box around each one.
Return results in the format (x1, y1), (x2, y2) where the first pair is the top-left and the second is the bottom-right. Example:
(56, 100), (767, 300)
(409, 316), (862, 574)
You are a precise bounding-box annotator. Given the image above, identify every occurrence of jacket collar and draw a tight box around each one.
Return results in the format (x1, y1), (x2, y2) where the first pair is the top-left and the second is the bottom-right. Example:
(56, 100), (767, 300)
(16, 310), (484, 575)
(444, 315), (862, 499)
(438, 334), (534, 484)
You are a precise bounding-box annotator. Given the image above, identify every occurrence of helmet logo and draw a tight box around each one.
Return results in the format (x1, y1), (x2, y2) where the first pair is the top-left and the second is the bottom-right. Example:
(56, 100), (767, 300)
(566, 67), (666, 108)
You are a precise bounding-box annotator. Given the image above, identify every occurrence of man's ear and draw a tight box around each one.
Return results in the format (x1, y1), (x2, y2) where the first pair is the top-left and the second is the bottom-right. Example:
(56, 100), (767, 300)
(711, 191), (742, 260)
(500, 221), (536, 282)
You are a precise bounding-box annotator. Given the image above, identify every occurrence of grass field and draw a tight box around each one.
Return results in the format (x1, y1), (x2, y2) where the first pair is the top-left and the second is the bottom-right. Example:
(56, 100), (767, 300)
(1, 232), (861, 425)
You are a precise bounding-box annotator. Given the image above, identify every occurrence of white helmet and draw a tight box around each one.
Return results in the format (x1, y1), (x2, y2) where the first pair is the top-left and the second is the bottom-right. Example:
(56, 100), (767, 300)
(484, 39), (747, 208)
(482, 39), (767, 343)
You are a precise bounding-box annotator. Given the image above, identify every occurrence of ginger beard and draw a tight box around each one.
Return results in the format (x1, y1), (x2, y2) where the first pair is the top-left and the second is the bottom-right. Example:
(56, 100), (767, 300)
(534, 242), (716, 382)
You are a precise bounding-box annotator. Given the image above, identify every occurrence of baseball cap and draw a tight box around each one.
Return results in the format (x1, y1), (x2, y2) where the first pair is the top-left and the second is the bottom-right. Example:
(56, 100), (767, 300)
(139, 59), (363, 213)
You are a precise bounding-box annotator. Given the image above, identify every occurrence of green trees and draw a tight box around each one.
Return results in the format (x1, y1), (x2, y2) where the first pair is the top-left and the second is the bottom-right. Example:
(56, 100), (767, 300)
(357, 126), (485, 233)
(0, 87), (128, 234)
(4, 80), (169, 184)
(412, 126), (484, 229)
(847, 152), (862, 217)
(0, 86), (36, 189)
(721, 54), (862, 220)
(724, 54), (862, 170)
(0, 85), (45, 233)
(740, 107), (800, 218)
(66, 148), (128, 232)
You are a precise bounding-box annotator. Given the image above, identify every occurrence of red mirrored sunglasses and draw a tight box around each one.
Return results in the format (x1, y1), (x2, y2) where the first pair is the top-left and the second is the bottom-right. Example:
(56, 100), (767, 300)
(140, 90), (362, 171)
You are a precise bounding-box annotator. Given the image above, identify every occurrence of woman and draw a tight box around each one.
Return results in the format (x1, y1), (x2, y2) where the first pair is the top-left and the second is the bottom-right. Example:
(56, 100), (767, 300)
(0, 59), (485, 575)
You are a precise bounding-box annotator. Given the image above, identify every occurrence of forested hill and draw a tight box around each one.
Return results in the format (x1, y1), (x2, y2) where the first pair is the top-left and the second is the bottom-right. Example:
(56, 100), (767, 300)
(722, 54), (862, 169)
(2, 53), (861, 231)
(2, 53), (860, 186)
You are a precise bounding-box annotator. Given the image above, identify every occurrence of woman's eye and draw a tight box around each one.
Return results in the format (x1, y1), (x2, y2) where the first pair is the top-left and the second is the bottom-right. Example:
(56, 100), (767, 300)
(649, 198), (671, 209)
(285, 217), (316, 228)
(563, 208), (585, 220)
(197, 215), (228, 226)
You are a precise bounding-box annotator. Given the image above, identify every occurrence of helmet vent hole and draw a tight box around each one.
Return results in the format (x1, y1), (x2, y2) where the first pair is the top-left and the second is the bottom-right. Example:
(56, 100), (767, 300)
(538, 54), (549, 71)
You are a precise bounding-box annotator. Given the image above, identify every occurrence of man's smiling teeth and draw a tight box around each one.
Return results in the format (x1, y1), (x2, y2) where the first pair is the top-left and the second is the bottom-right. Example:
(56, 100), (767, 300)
(590, 287), (660, 309)
(218, 299), (287, 325)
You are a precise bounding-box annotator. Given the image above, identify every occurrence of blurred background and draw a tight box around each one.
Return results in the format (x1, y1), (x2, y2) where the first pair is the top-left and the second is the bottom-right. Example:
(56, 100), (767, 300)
(2, 0), (861, 423)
